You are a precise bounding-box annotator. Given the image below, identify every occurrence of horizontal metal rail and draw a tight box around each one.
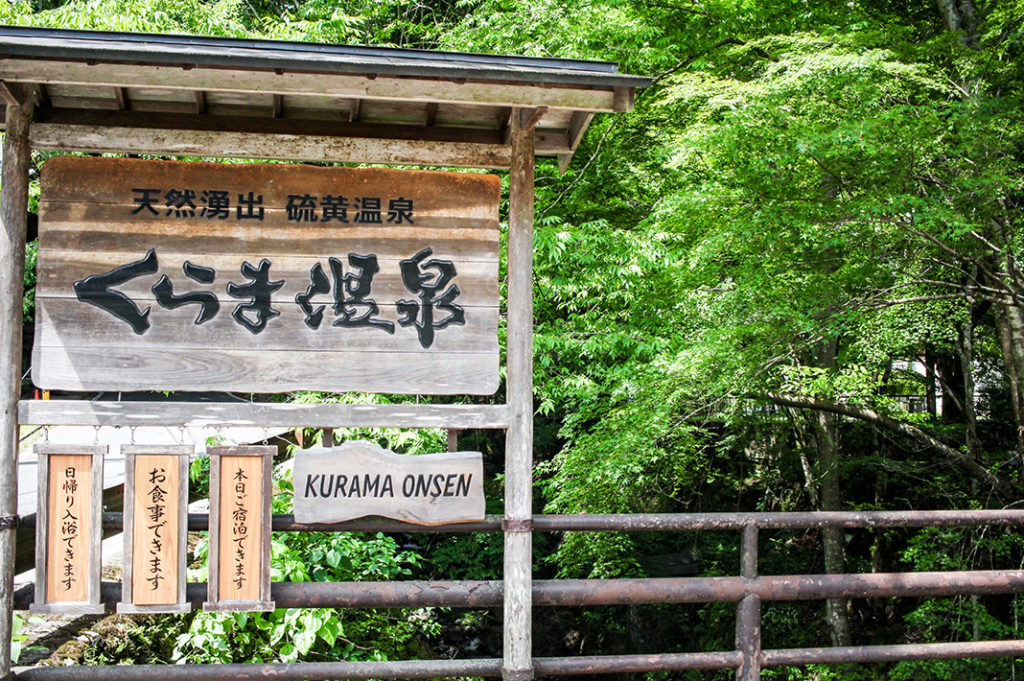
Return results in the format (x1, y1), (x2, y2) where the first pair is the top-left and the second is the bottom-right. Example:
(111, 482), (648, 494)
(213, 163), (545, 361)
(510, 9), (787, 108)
(13, 652), (748, 680)
(15, 641), (1024, 680)
(14, 570), (1024, 610)
(760, 640), (1024, 667)
(31, 509), (1020, 534)
(16, 510), (1024, 679)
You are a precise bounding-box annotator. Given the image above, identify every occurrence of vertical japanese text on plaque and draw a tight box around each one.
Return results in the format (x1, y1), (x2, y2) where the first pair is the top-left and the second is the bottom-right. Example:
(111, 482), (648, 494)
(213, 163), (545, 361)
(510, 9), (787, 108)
(232, 466), (248, 592)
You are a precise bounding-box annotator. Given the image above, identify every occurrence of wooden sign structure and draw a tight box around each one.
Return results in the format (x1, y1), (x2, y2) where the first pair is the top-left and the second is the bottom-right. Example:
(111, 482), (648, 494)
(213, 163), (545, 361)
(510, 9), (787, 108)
(118, 446), (191, 614)
(30, 445), (105, 615)
(32, 157), (500, 396)
(204, 446), (274, 613)
(293, 440), (485, 525)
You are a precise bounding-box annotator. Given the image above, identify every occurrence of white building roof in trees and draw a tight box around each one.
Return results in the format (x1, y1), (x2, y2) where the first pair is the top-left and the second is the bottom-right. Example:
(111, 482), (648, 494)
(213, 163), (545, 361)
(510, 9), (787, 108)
(0, 26), (652, 170)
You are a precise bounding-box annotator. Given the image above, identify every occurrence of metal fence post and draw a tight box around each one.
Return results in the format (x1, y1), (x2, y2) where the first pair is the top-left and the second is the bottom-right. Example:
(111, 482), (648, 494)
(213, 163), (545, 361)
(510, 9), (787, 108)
(737, 524), (761, 681)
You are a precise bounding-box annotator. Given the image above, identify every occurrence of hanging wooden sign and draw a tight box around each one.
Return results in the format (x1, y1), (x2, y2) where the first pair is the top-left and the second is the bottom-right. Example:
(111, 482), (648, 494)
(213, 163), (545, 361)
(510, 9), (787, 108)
(293, 440), (485, 526)
(118, 446), (191, 614)
(204, 446), (274, 613)
(31, 445), (105, 615)
(32, 157), (500, 395)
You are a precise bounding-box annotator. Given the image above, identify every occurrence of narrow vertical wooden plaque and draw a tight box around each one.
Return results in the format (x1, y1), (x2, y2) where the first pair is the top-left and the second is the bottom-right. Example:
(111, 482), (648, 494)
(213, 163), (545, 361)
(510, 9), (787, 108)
(31, 445), (105, 615)
(204, 446), (274, 613)
(118, 446), (191, 614)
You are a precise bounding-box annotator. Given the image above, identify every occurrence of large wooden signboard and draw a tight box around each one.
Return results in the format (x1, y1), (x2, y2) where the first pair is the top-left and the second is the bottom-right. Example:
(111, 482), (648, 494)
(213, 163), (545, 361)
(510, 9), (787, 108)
(119, 446), (191, 614)
(32, 157), (500, 394)
(293, 440), (485, 525)
(31, 445), (105, 615)
(204, 446), (274, 613)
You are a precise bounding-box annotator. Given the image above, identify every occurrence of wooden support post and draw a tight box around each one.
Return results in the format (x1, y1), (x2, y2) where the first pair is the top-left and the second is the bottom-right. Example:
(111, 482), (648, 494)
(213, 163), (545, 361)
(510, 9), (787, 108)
(0, 98), (31, 680)
(504, 107), (537, 681)
(447, 428), (459, 453)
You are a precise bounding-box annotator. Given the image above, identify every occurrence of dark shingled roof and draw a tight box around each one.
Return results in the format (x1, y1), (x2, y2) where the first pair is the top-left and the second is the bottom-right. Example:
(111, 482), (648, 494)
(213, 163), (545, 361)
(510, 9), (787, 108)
(0, 26), (652, 88)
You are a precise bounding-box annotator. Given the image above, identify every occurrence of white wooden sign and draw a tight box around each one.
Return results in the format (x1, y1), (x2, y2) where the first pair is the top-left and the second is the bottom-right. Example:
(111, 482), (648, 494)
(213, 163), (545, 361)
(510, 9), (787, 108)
(32, 157), (500, 395)
(293, 441), (485, 525)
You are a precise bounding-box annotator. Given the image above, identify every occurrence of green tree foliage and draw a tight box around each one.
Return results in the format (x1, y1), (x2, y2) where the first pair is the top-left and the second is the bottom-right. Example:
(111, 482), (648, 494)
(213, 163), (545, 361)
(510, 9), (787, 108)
(174, 460), (435, 665)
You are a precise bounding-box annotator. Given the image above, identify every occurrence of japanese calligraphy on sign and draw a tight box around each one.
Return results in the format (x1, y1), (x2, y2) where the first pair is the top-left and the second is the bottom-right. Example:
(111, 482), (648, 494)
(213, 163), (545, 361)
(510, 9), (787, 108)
(231, 466), (249, 593)
(205, 446), (273, 613)
(34, 445), (105, 615)
(32, 157), (500, 394)
(125, 450), (187, 610)
(45, 455), (90, 603)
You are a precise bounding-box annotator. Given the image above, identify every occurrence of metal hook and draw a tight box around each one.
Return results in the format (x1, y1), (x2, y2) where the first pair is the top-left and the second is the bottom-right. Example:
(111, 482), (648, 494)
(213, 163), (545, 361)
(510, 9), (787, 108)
(43, 425), (49, 444)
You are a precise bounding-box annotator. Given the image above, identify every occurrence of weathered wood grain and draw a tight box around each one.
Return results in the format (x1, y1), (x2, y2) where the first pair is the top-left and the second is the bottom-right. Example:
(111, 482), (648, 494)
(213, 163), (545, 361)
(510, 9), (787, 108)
(38, 230), (496, 266)
(30, 124), (514, 169)
(504, 108), (536, 680)
(0, 100), (32, 677)
(35, 252), (499, 301)
(33, 157), (501, 394)
(19, 400), (512, 429)
(35, 299), (497, 354)
(0, 58), (620, 112)
(32, 108), (576, 158)
(293, 442), (485, 525)
(33, 347), (499, 394)
(41, 157), (501, 216)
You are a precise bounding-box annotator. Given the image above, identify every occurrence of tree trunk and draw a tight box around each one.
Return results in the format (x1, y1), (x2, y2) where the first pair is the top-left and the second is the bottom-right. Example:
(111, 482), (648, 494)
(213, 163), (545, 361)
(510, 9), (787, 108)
(935, 0), (979, 46)
(924, 348), (938, 418)
(996, 304), (1024, 472)
(935, 351), (965, 423)
(958, 320), (980, 459)
(813, 338), (853, 647)
(817, 408), (853, 647)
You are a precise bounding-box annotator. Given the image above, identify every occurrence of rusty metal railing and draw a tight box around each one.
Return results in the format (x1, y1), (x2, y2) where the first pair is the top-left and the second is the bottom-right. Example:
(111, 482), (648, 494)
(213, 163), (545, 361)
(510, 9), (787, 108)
(14, 510), (1024, 680)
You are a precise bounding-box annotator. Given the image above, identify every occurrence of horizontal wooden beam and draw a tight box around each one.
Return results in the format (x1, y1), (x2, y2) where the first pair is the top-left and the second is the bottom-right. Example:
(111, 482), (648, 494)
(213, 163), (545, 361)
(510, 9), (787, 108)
(29, 122), (515, 168)
(0, 58), (619, 112)
(32, 107), (571, 155)
(19, 400), (511, 429)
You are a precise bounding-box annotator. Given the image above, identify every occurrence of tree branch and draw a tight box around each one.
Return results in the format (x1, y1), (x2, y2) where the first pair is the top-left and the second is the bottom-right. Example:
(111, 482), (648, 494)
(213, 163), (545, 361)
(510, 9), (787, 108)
(761, 392), (1009, 497)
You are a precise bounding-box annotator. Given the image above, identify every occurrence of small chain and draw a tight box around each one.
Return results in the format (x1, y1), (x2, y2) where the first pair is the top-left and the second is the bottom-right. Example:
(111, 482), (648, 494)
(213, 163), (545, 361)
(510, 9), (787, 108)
(130, 425), (137, 445)
(93, 425), (100, 445)
(43, 425), (49, 444)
